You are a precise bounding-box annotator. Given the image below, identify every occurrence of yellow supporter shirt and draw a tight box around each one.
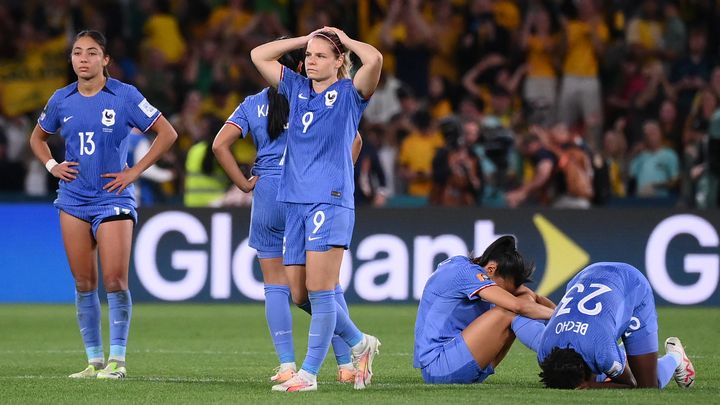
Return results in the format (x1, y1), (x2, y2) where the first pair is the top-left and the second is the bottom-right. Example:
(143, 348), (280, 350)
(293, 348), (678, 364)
(143, 14), (186, 64)
(626, 18), (663, 51)
(526, 35), (557, 78)
(562, 20), (609, 77)
(494, 0), (521, 31)
(208, 7), (254, 36)
(430, 15), (464, 82)
(399, 131), (445, 196)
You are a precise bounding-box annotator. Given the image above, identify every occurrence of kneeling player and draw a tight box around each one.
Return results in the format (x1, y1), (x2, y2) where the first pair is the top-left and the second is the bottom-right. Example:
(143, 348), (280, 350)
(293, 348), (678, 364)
(414, 236), (555, 384)
(512, 262), (696, 389)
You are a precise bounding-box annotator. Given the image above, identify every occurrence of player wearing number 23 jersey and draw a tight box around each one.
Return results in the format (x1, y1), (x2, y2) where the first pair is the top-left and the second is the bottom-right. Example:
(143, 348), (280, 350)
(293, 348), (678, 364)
(538, 263), (658, 378)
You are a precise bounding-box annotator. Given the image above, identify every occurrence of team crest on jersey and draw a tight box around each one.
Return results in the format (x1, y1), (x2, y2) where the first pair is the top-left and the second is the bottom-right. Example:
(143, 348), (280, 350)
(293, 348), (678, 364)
(101, 109), (116, 126)
(476, 273), (489, 282)
(325, 90), (338, 107)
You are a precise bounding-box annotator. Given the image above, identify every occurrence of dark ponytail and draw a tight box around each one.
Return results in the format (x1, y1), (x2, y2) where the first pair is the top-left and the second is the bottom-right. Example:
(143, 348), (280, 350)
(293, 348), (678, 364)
(267, 45), (304, 140)
(73, 30), (110, 77)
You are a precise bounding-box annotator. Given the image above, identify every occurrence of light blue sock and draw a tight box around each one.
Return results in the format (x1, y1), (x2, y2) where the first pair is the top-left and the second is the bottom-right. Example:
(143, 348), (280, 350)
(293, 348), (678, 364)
(511, 316), (545, 353)
(107, 290), (132, 362)
(298, 297), (360, 357)
(658, 353), (681, 388)
(301, 290), (336, 375)
(75, 289), (103, 364)
(332, 284), (352, 365)
(334, 300), (364, 348)
(264, 284), (295, 364)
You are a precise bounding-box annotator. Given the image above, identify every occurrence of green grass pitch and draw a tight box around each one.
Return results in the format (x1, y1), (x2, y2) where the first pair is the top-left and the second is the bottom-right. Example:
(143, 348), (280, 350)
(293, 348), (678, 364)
(0, 304), (718, 404)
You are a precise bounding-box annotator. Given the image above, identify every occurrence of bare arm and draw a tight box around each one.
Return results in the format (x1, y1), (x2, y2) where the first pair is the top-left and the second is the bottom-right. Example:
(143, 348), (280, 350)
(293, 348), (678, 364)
(29, 124), (79, 181)
(327, 27), (383, 99)
(250, 36), (310, 87)
(352, 132), (363, 164)
(212, 123), (258, 192)
(515, 285), (556, 309)
(577, 365), (637, 389)
(477, 286), (554, 319)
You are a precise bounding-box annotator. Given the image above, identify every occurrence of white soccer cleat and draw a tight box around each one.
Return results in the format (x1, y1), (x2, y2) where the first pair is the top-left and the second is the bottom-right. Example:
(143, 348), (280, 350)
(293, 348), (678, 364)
(68, 364), (101, 379)
(96, 361), (127, 380)
(665, 337), (696, 388)
(337, 364), (357, 383)
(271, 370), (317, 392)
(352, 334), (381, 390)
(270, 363), (297, 383)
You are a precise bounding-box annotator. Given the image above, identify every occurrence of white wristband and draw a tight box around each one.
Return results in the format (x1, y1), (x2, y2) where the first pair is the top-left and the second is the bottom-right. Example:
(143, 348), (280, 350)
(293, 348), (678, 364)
(45, 159), (59, 173)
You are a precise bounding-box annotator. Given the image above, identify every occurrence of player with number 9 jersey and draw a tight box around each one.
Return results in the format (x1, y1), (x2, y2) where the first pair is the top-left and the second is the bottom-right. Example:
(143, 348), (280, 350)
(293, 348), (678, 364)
(251, 28), (383, 392)
(276, 66), (365, 209)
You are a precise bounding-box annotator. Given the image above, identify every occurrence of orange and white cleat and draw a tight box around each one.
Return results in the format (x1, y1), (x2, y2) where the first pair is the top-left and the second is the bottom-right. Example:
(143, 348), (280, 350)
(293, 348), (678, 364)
(665, 337), (696, 388)
(270, 363), (297, 383)
(352, 334), (381, 390)
(337, 365), (356, 383)
(271, 370), (317, 392)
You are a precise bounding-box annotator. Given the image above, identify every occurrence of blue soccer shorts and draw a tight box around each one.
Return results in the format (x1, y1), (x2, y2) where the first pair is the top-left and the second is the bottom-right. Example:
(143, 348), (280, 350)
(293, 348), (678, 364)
(282, 202), (354, 266)
(622, 271), (659, 356)
(420, 334), (495, 384)
(248, 175), (285, 259)
(56, 203), (137, 238)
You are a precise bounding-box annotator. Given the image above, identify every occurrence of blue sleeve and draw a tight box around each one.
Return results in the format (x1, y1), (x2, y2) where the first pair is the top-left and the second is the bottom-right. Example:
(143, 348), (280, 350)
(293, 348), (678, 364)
(278, 66), (304, 102)
(37, 91), (61, 134)
(346, 79), (370, 112)
(226, 101), (250, 139)
(125, 85), (161, 132)
(597, 342), (626, 378)
(453, 259), (496, 300)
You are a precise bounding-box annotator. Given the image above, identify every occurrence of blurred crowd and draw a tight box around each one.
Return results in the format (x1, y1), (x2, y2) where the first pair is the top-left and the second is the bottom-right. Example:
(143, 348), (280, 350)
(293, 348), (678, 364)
(1, 0), (719, 209)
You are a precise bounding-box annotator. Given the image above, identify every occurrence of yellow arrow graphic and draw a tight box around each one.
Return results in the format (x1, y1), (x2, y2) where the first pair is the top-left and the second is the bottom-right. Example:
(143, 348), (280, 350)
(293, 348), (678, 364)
(534, 214), (590, 296)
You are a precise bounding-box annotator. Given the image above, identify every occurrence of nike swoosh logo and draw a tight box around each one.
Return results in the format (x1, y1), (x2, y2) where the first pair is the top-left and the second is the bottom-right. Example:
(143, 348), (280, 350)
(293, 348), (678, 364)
(63, 116), (73, 122)
(113, 320), (126, 325)
(308, 236), (321, 241)
(298, 94), (308, 99)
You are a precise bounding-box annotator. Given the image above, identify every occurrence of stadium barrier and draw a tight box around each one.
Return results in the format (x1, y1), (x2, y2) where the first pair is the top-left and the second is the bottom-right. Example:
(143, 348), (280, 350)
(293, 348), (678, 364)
(2, 204), (719, 305)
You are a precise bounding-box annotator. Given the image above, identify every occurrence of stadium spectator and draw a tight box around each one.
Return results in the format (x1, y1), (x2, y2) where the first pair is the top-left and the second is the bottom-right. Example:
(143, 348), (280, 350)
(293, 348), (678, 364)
(381, 0), (433, 97)
(398, 110), (445, 198)
(557, 0), (608, 150)
(629, 120), (679, 199)
(505, 132), (557, 208)
(519, 4), (558, 121)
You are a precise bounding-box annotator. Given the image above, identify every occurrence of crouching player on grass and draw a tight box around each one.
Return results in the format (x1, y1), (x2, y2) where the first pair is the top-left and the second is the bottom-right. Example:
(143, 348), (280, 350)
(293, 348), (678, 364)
(414, 236), (555, 384)
(511, 262), (696, 389)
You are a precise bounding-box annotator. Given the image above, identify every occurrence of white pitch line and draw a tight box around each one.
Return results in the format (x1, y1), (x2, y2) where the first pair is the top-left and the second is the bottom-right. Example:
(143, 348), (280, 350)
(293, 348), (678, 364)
(0, 349), (413, 356)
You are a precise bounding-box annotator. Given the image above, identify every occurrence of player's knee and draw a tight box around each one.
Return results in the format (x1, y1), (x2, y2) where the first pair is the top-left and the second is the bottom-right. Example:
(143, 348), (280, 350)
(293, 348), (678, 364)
(74, 278), (98, 291)
(102, 276), (128, 292)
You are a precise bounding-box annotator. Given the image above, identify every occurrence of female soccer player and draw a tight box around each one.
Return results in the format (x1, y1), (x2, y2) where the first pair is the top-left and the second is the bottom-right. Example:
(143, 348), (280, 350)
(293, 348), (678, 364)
(213, 44), (362, 384)
(28, 30), (178, 379)
(251, 27), (383, 392)
(414, 235), (555, 384)
(512, 262), (696, 389)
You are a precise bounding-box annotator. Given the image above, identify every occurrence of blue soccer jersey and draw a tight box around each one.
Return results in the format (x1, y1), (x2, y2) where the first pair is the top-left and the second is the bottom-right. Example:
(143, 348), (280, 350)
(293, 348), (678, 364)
(414, 256), (497, 369)
(38, 78), (161, 206)
(537, 262), (658, 378)
(225, 88), (287, 177)
(277, 66), (368, 209)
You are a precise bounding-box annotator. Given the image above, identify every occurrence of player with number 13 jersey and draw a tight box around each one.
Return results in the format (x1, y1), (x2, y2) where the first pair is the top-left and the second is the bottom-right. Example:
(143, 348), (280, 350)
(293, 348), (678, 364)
(38, 76), (161, 210)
